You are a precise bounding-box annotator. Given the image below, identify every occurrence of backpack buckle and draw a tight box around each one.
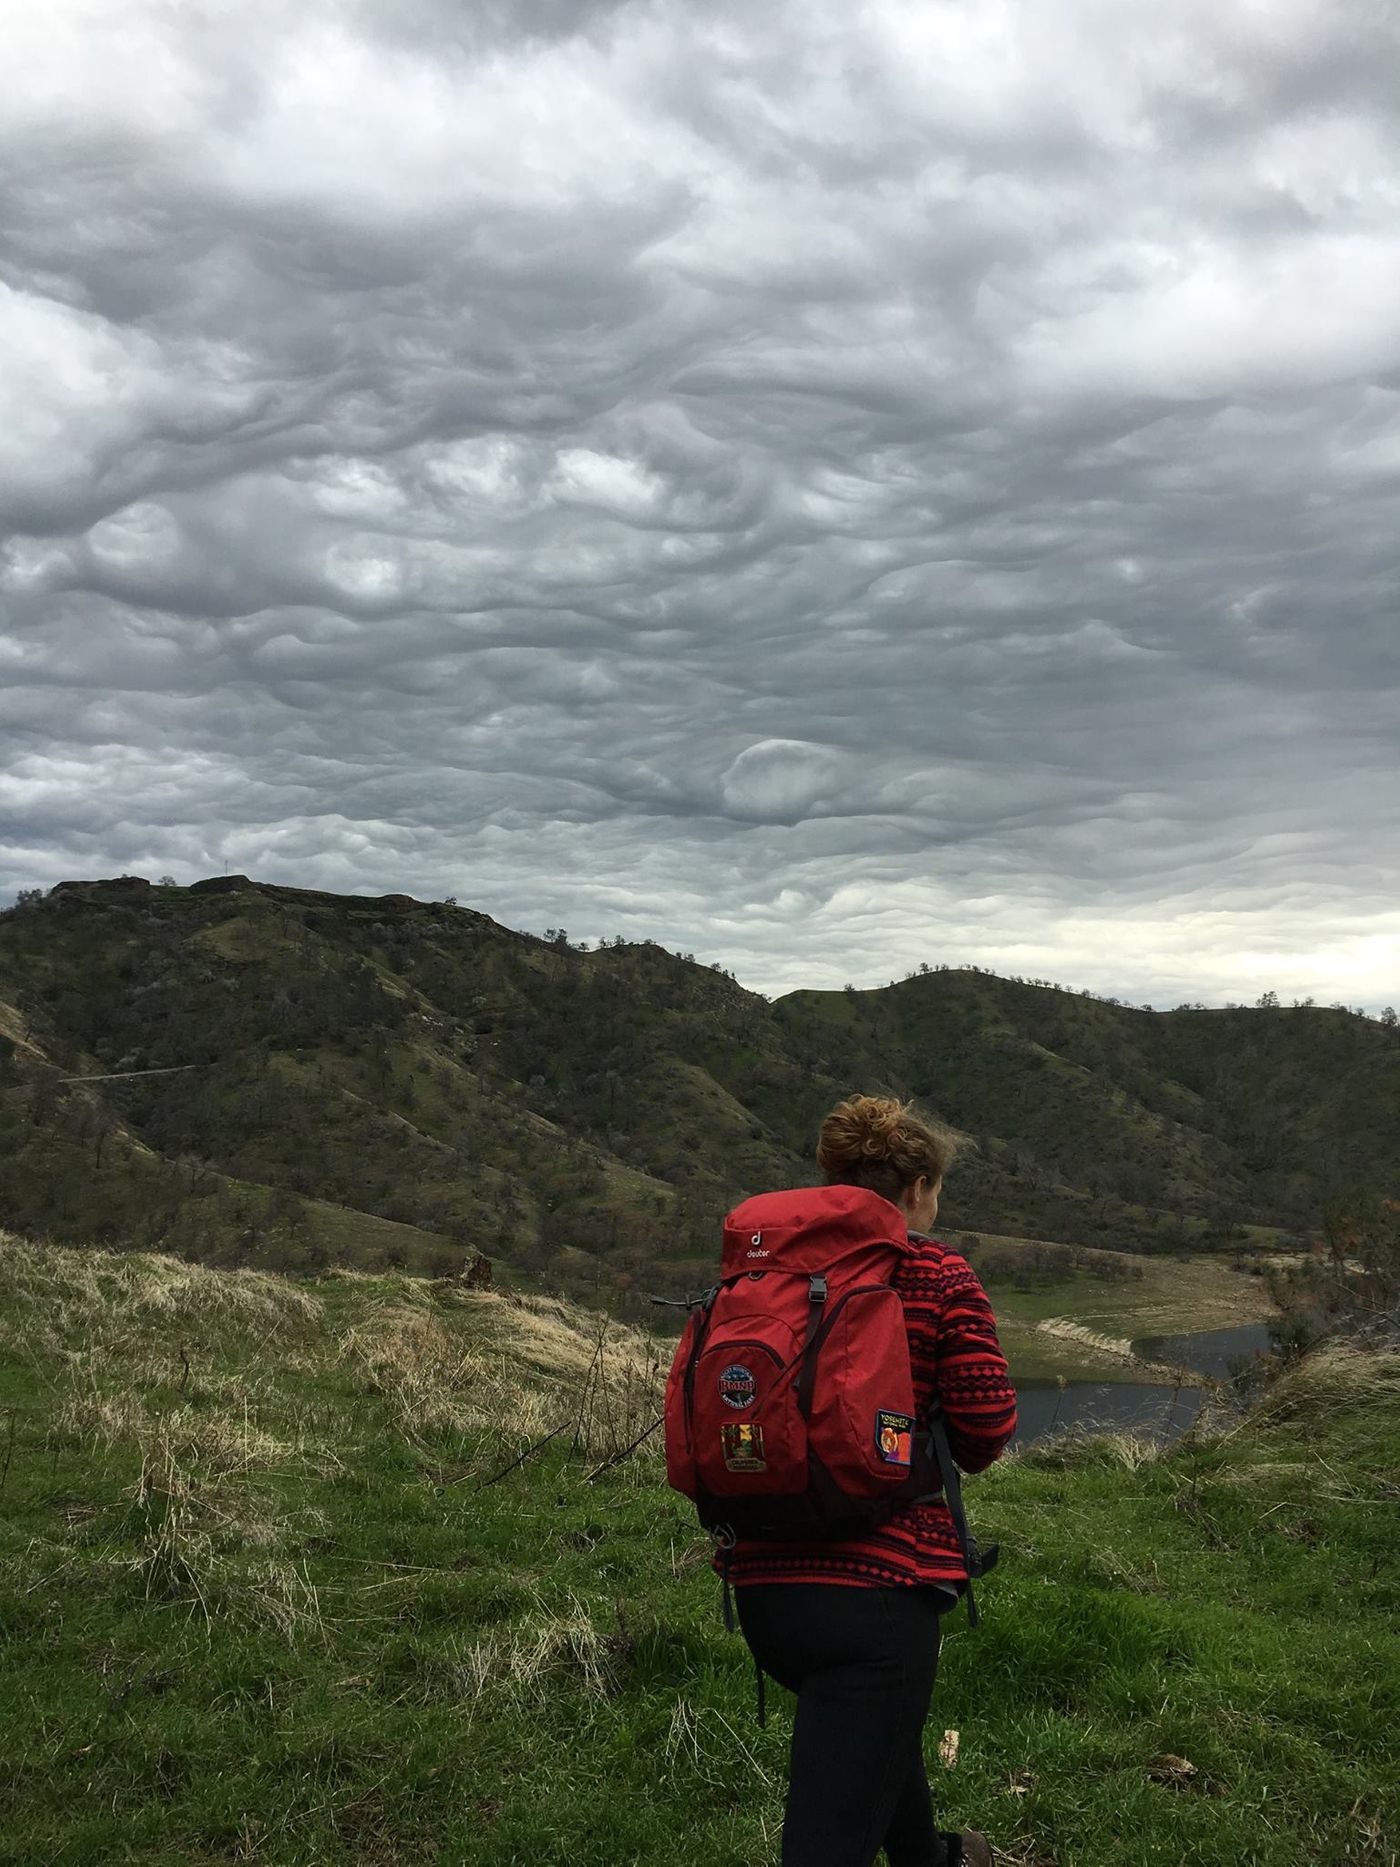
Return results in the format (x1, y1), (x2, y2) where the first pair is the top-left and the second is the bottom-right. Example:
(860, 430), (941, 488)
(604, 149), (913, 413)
(808, 1275), (828, 1303)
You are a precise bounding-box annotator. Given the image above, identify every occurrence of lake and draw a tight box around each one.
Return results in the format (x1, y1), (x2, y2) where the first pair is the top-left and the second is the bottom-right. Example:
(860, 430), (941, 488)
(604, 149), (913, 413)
(1012, 1320), (1275, 1445)
(1135, 1320), (1276, 1379)
(1012, 1379), (1201, 1444)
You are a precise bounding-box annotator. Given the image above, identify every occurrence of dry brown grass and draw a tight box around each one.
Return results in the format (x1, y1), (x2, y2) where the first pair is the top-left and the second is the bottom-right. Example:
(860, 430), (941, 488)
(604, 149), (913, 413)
(122, 1430), (324, 1638)
(0, 1236), (335, 1512)
(5, 1234), (670, 1493)
(1082, 1429), (1166, 1471)
(447, 1591), (629, 1704)
(339, 1303), (482, 1437)
(52, 1385), (335, 1476)
(1211, 1343), (1400, 1498)
(1216, 1457), (1314, 1489)
(338, 1284), (667, 1464)
(664, 1694), (780, 1797)
(1015, 1425), (1171, 1473)
(1234, 1340), (1400, 1428)
(0, 1231), (322, 1361)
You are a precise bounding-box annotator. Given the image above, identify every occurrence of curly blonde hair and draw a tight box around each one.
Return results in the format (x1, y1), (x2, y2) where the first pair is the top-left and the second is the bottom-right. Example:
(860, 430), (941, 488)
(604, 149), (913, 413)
(816, 1095), (958, 1206)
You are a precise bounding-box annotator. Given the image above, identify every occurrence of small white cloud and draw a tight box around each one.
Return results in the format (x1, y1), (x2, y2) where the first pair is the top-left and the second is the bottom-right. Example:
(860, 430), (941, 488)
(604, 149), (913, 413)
(86, 503), (181, 571)
(719, 740), (842, 824)
(548, 448), (664, 517)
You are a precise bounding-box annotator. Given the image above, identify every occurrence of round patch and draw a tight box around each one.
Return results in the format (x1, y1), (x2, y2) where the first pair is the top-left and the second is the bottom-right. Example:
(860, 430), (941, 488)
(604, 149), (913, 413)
(718, 1363), (757, 1410)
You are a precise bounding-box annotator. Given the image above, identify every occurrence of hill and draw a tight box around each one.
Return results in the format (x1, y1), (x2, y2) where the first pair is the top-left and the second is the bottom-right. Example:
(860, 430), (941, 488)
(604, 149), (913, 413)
(0, 1232), (1395, 1865)
(1, 876), (1396, 1304)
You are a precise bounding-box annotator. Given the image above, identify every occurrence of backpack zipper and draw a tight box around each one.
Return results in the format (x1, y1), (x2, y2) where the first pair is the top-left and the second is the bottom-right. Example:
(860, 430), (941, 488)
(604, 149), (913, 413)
(698, 1339), (785, 1368)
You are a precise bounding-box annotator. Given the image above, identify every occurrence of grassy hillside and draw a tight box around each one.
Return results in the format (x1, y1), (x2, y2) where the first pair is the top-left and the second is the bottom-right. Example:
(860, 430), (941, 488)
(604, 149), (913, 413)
(1, 877), (1396, 1305)
(774, 972), (1400, 1247)
(1, 1235), (1396, 1865)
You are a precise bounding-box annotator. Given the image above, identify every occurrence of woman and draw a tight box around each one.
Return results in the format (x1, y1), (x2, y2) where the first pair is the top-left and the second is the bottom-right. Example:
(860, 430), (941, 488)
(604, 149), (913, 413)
(731, 1095), (1017, 1867)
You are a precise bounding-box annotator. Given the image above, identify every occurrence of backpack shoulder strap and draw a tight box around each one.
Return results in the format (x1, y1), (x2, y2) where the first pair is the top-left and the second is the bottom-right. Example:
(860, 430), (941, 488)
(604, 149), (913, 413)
(906, 1230), (1000, 1626)
(793, 1273), (829, 1417)
(924, 1402), (998, 1626)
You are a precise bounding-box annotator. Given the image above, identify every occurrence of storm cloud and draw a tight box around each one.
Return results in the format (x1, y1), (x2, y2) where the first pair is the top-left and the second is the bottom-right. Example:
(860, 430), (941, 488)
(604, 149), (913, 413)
(2, 0), (1398, 1007)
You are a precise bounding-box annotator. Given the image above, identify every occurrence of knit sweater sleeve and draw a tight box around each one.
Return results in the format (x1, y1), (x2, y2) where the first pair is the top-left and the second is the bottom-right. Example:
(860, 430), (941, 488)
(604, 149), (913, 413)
(908, 1243), (1017, 1473)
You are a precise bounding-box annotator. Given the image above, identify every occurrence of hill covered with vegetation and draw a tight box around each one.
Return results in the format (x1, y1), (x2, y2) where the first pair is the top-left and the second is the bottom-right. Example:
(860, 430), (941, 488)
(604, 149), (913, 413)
(0, 1233), (1395, 1865)
(1, 875), (1396, 1302)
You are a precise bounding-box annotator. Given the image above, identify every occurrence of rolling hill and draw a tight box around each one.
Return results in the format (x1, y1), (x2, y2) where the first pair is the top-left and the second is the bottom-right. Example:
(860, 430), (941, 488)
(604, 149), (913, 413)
(1, 875), (1396, 1304)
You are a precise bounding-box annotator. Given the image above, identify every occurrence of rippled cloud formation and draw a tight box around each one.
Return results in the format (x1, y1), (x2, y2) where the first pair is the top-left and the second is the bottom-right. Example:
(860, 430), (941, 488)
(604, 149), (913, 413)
(2, 0), (1398, 1006)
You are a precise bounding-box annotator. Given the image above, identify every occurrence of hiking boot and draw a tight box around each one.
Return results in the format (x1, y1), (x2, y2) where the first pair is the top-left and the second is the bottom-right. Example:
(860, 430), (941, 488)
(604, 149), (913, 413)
(957, 1834), (993, 1867)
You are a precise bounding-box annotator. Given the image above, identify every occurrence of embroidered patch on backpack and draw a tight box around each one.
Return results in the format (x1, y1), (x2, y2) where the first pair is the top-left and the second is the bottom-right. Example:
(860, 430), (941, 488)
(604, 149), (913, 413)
(875, 1410), (913, 1466)
(718, 1363), (757, 1409)
(721, 1422), (767, 1472)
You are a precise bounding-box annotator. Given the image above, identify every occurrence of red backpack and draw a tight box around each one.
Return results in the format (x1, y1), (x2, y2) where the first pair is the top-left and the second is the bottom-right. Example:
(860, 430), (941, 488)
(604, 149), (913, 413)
(664, 1184), (941, 1540)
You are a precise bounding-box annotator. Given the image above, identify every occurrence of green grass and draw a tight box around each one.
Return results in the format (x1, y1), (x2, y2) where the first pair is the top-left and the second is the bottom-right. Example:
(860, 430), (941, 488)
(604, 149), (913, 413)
(1, 1236), (1396, 1865)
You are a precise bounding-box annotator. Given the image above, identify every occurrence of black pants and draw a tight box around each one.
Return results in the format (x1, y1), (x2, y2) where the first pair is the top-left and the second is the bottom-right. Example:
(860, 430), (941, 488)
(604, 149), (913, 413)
(736, 1584), (955, 1867)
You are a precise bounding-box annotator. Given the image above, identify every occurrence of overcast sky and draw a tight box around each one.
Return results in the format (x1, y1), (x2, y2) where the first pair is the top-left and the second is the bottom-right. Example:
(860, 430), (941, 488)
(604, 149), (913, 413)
(2, 1), (1398, 1008)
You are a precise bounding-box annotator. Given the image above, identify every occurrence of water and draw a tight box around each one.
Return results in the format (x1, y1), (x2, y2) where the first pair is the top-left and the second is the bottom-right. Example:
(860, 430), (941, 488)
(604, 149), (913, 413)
(1011, 1321), (1276, 1446)
(1013, 1379), (1201, 1445)
(1134, 1321), (1275, 1379)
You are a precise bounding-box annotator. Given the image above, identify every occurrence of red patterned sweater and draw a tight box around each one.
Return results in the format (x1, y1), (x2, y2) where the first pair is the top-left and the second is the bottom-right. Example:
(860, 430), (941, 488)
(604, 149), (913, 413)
(725, 1232), (1017, 1591)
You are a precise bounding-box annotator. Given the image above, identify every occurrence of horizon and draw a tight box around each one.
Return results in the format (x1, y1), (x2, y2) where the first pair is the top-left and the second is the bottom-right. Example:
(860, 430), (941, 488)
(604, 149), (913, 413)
(15, 871), (1393, 1021)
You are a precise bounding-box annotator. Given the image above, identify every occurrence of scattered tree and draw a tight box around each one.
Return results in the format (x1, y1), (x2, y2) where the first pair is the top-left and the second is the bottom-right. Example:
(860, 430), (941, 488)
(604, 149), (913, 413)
(1267, 1189), (1400, 1357)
